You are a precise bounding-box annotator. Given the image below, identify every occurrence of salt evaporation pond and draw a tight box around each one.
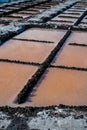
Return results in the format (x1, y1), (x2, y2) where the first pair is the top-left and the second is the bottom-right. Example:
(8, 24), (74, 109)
(14, 28), (66, 43)
(52, 45), (87, 68)
(0, 62), (37, 106)
(28, 68), (87, 106)
(0, 40), (56, 63)
(52, 31), (87, 68)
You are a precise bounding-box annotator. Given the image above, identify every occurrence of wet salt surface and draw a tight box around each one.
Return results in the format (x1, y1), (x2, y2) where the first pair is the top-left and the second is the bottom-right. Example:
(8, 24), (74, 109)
(28, 68), (87, 106)
(0, 40), (56, 63)
(0, 62), (37, 106)
(15, 28), (66, 43)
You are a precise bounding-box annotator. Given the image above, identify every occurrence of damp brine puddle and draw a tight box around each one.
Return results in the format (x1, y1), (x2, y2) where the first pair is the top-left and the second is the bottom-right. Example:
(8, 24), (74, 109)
(52, 31), (87, 68)
(27, 68), (87, 106)
(15, 28), (66, 43)
(0, 62), (37, 106)
(0, 40), (56, 63)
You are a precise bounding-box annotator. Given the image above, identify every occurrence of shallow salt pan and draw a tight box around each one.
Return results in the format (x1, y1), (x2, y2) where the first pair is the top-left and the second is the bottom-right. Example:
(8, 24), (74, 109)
(67, 31), (87, 44)
(0, 40), (56, 63)
(52, 45), (87, 68)
(14, 28), (66, 43)
(52, 17), (77, 23)
(28, 68), (87, 106)
(52, 31), (87, 68)
(11, 13), (31, 18)
(48, 21), (74, 25)
(0, 17), (22, 21)
(0, 62), (37, 106)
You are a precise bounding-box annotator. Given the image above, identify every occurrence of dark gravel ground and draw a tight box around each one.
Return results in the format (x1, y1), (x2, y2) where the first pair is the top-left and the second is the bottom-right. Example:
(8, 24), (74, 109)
(0, 105), (87, 130)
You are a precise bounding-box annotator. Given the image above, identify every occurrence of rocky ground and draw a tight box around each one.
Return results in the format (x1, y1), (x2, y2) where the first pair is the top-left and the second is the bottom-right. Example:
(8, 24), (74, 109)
(0, 105), (87, 130)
